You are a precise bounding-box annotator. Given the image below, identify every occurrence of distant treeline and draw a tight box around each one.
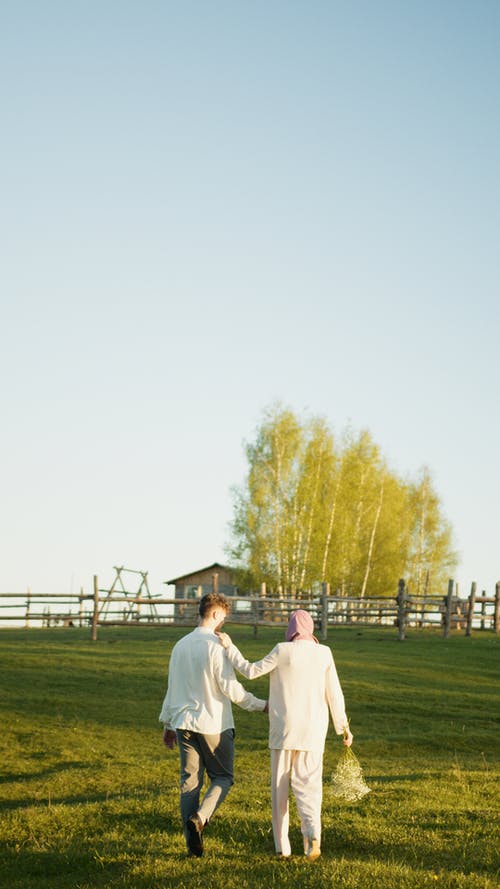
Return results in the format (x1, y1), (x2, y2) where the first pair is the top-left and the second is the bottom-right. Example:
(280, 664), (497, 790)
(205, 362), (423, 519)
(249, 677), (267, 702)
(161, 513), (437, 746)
(228, 404), (457, 598)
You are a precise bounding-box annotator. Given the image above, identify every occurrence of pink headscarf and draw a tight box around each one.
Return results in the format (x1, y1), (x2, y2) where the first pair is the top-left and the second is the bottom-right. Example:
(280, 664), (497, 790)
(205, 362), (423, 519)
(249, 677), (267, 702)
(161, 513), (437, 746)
(285, 609), (319, 643)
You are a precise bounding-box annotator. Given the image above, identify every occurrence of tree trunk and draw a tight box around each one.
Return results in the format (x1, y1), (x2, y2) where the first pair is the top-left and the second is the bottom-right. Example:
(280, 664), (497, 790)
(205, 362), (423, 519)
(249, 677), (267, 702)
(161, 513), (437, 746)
(320, 463), (343, 582)
(345, 468), (366, 594)
(299, 446), (324, 590)
(360, 477), (384, 598)
(416, 474), (428, 596)
(273, 429), (283, 595)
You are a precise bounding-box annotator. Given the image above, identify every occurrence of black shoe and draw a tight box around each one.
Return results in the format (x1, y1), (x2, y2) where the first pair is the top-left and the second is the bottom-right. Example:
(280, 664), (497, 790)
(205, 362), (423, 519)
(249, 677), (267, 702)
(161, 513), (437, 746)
(186, 813), (204, 857)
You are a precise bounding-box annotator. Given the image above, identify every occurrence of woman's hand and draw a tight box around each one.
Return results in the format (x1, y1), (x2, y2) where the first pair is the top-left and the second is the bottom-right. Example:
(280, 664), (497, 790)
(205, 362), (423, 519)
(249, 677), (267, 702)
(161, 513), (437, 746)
(217, 631), (232, 649)
(343, 726), (353, 747)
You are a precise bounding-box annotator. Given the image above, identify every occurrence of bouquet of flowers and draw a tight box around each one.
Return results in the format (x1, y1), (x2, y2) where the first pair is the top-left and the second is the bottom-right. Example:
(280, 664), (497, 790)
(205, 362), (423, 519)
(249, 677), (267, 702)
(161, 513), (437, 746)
(331, 731), (371, 802)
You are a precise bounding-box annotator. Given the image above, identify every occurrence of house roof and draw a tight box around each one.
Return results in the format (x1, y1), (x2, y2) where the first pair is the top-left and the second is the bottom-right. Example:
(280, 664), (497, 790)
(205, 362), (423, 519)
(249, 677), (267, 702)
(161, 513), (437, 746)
(164, 562), (233, 585)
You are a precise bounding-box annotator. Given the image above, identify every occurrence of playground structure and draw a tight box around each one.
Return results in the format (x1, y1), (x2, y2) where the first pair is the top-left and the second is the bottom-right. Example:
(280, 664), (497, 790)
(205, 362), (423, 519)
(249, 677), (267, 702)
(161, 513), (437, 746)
(96, 566), (160, 623)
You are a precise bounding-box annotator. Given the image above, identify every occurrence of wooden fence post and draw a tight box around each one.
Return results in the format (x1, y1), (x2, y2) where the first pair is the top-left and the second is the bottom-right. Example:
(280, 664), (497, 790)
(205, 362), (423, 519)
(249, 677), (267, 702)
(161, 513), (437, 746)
(397, 579), (406, 641)
(465, 582), (476, 637)
(481, 593), (486, 630)
(25, 587), (31, 629)
(494, 582), (500, 633)
(321, 583), (329, 642)
(212, 573), (219, 595)
(346, 599), (352, 625)
(79, 588), (84, 628)
(443, 578), (454, 639)
(91, 575), (99, 641)
(252, 598), (258, 637)
(254, 582), (266, 637)
(420, 569), (429, 628)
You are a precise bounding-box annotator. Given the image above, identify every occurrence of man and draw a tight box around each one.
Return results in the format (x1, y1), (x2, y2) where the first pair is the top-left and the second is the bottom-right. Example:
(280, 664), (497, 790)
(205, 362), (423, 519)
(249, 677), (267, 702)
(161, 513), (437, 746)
(159, 592), (267, 857)
(219, 609), (353, 861)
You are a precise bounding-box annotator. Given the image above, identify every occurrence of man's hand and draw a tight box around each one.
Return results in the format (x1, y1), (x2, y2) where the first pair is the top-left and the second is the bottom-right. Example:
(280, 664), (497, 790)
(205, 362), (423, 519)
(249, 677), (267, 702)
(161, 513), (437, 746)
(343, 727), (353, 747)
(217, 631), (232, 649)
(163, 729), (177, 750)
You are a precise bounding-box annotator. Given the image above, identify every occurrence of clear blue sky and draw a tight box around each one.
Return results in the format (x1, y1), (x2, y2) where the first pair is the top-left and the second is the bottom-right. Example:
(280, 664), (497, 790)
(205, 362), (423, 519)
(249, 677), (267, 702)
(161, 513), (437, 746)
(1, 1), (499, 605)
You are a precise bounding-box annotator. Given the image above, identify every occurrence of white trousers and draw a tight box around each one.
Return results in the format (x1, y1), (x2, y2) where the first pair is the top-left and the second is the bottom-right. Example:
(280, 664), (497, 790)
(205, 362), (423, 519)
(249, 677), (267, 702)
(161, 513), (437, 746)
(270, 748), (323, 856)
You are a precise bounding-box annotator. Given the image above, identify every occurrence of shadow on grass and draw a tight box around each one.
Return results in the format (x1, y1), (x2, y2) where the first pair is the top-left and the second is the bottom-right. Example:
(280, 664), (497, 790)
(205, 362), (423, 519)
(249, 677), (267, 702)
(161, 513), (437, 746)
(322, 820), (493, 877)
(0, 844), (126, 888)
(0, 811), (494, 888)
(0, 760), (95, 786)
(0, 787), (167, 812)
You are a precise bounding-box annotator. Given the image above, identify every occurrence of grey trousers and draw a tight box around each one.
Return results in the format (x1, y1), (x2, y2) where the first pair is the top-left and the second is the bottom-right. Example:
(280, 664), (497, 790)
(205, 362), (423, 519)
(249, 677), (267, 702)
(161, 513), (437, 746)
(177, 728), (235, 844)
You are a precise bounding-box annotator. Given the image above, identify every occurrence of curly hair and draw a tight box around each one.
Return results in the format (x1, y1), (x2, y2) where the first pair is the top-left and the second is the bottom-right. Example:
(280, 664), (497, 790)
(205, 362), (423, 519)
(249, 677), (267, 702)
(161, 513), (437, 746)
(198, 593), (231, 617)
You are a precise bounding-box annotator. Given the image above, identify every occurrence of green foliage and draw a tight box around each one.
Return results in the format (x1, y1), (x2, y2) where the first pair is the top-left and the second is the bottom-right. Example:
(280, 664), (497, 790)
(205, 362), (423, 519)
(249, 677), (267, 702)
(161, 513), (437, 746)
(228, 405), (457, 596)
(0, 626), (498, 888)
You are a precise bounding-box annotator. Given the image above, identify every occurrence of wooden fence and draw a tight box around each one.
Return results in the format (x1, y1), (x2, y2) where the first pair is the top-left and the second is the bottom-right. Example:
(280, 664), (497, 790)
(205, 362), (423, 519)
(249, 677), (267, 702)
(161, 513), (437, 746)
(0, 576), (499, 641)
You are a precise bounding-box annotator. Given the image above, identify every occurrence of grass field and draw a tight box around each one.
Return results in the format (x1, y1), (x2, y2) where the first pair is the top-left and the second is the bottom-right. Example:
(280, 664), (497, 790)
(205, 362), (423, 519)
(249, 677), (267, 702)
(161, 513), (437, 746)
(0, 624), (498, 889)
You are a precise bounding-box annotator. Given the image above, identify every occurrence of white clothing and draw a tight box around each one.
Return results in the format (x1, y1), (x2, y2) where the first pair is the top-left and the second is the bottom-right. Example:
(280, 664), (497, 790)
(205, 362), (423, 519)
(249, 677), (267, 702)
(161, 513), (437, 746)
(271, 749), (323, 855)
(159, 627), (266, 733)
(225, 640), (348, 751)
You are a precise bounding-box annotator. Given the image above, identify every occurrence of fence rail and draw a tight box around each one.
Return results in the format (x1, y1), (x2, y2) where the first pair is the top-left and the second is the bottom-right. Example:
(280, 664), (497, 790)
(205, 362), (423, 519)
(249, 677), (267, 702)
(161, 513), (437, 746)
(0, 577), (498, 641)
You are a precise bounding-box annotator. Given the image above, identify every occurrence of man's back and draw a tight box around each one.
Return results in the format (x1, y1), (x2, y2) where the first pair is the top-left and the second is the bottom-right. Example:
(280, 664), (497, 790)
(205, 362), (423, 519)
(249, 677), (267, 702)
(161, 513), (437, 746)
(160, 627), (232, 733)
(159, 626), (266, 734)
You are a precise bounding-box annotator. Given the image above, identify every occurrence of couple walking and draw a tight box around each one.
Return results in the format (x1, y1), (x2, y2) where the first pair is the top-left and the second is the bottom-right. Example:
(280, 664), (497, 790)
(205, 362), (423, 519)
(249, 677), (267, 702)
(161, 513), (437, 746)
(159, 593), (353, 860)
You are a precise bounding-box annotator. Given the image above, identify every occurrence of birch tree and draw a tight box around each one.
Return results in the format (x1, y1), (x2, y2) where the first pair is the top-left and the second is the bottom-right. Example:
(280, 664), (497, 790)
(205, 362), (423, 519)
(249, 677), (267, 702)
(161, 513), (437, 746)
(228, 405), (302, 594)
(228, 407), (456, 597)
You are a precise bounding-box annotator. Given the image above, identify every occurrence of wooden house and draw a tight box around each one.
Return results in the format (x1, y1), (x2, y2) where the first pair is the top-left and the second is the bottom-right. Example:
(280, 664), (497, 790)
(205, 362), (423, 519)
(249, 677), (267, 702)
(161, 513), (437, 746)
(165, 562), (237, 600)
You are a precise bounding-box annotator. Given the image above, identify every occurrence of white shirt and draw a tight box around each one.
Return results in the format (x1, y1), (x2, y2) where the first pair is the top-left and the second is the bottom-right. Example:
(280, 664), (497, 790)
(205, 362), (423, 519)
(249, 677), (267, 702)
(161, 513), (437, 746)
(226, 640), (348, 752)
(159, 626), (266, 734)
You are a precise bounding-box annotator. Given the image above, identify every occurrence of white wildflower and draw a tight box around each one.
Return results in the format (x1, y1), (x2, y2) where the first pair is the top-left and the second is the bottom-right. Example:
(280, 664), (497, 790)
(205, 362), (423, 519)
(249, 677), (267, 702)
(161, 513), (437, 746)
(331, 747), (371, 802)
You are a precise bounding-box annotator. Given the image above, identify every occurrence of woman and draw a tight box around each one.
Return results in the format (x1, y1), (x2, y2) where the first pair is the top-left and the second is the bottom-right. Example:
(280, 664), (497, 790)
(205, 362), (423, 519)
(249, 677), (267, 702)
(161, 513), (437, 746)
(219, 610), (353, 860)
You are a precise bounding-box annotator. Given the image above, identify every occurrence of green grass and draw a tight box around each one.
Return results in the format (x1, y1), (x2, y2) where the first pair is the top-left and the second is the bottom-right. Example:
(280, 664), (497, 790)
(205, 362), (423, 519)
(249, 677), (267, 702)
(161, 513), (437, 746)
(0, 625), (498, 888)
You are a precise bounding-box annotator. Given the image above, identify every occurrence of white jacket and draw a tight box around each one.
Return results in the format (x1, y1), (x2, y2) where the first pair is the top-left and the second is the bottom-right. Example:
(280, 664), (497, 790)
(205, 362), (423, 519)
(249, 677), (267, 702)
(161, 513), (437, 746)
(226, 640), (349, 752)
